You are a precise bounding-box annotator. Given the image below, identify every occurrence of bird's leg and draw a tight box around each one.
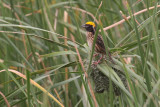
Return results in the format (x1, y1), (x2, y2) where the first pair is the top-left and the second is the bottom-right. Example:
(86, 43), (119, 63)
(92, 53), (100, 66)
(92, 54), (104, 65)
(97, 54), (104, 63)
(92, 61), (99, 65)
(93, 53), (99, 57)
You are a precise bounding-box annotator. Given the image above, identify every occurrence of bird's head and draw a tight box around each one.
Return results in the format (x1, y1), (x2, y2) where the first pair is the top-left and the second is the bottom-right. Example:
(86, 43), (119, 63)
(82, 21), (96, 33)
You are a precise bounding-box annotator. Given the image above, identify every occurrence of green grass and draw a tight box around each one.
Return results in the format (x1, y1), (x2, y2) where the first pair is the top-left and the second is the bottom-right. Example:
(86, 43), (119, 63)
(0, 0), (160, 107)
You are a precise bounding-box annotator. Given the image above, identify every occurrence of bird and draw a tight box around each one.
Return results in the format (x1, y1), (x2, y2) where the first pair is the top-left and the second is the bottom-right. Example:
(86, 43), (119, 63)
(82, 22), (128, 95)
(82, 21), (112, 65)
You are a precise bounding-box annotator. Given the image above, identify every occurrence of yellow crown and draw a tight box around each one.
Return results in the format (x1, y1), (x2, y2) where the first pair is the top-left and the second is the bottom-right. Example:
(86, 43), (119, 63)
(85, 21), (96, 27)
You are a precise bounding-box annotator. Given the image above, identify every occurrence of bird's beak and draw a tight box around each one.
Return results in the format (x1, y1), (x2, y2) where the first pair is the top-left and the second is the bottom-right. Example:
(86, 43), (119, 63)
(81, 24), (86, 28)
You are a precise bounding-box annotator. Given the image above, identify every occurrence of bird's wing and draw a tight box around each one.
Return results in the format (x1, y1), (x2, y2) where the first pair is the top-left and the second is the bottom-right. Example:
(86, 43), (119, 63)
(95, 34), (114, 63)
(95, 34), (106, 54)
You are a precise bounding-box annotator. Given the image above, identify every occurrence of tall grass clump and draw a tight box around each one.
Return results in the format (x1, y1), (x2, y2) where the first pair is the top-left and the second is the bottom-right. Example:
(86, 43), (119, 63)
(0, 0), (160, 107)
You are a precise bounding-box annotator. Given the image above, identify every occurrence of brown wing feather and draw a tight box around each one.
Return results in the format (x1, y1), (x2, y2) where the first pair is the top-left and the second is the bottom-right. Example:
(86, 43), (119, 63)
(86, 32), (108, 55)
(95, 34), (106, 54)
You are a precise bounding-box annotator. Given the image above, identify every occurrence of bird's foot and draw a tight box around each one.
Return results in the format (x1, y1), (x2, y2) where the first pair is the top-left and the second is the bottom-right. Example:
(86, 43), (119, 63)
(92, 61), (100, 66)
(93, 53), (99, 57)
(92, 55), (103, 66)
(98, 55), (103, 63)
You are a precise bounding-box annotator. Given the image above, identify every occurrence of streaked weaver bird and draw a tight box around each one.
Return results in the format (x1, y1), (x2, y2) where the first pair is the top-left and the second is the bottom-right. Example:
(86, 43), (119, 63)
(82, 21), (112, 65)
(82, 22), (128, 95)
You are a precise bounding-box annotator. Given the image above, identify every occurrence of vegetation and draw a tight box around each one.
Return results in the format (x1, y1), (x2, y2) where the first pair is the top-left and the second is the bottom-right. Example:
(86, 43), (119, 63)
(0, 0), (160, 107)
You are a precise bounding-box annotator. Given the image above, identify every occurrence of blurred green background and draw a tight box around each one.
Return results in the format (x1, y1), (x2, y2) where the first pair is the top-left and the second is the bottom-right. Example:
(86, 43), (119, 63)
(0, 0), (160, 107)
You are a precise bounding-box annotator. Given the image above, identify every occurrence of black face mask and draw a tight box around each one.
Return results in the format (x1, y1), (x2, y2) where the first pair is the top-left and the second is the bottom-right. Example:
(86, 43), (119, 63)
(82, 24), (96, 34)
